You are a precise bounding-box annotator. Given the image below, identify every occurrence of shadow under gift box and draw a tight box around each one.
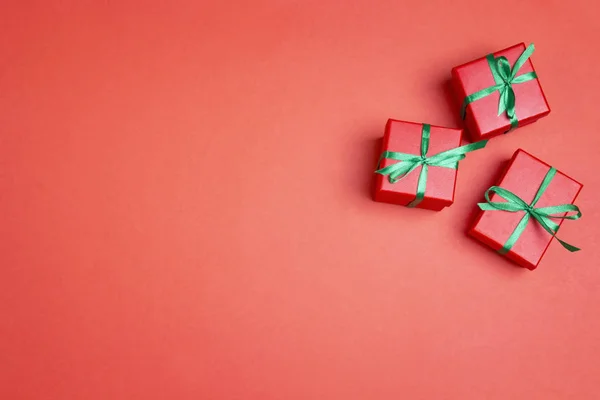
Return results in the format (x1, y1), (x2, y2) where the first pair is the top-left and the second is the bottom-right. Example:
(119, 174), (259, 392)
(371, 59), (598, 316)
(469, 149), (583, 270)
(452, 43), (551, 142)
(373, 119), (463, 211)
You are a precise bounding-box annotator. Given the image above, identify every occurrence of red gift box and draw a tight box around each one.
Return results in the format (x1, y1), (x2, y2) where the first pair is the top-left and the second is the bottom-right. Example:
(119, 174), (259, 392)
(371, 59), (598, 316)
(452, 43), (550, 142)
(373, 119), (464, 211)
(469, 149), (582, 270)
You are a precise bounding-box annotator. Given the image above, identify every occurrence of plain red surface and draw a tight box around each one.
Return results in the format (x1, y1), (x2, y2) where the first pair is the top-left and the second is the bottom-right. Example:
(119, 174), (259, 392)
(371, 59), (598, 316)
(452, 43), (551, 141)
(373, 120), (463, 210)
(1, 1), (600, 399)
(469, 149), (583, 270)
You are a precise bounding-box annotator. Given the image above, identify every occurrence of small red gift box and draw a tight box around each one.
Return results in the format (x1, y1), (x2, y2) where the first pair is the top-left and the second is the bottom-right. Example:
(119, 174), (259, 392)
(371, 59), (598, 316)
(373, 119), (465, 211)
(452, 43), (550, 142)
(469, 149), (582, 270)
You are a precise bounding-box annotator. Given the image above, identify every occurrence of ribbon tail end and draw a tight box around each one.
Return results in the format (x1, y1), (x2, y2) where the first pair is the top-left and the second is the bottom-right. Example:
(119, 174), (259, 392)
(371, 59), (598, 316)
(558, 239), (581, 252)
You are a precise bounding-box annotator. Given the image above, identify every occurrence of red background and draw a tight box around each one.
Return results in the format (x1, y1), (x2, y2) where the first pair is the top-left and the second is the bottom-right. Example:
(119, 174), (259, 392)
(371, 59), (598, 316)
(1, 1), (599, 399)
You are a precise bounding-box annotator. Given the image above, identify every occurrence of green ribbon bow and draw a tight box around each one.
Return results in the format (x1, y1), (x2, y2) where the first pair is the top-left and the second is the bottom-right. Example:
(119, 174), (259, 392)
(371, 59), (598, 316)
(478, 167), (582, 254)
(375, 124), (487, 208)
(461, 44), (538, 130)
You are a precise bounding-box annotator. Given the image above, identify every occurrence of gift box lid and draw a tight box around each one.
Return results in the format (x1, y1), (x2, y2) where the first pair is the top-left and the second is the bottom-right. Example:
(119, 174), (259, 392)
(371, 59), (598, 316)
(452, 43), (551, 140)
(470, 149), (582, 269)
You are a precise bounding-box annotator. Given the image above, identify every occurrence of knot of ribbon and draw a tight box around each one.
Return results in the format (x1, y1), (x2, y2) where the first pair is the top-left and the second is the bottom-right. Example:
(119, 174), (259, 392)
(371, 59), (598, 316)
(375, 124), (487, 208)
(478, 167), (582, 254)
(461, 43), (538, 130)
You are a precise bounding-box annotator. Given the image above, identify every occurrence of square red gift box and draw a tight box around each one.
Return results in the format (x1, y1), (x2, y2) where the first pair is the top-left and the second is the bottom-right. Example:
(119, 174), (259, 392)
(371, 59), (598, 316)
(469, 149), (583, 270)
(373, 119), (486, 211)
(452, 43), (550, 142)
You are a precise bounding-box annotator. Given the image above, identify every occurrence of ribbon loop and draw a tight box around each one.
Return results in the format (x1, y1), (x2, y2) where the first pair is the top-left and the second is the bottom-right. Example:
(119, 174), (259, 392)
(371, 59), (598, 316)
(504, 88), (516, 118)
(535, 204), (582, 220)
(496, 56), (512, 83)
(376, 124), (488, 207)
(477, 167), (581, 253)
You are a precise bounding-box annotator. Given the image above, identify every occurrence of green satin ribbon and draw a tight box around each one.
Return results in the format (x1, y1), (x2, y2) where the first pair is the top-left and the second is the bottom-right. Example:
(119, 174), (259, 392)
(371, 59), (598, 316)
(478, 167), (582, 254)
(376, 124), (487, 208)
(461, 44), (538, 130)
